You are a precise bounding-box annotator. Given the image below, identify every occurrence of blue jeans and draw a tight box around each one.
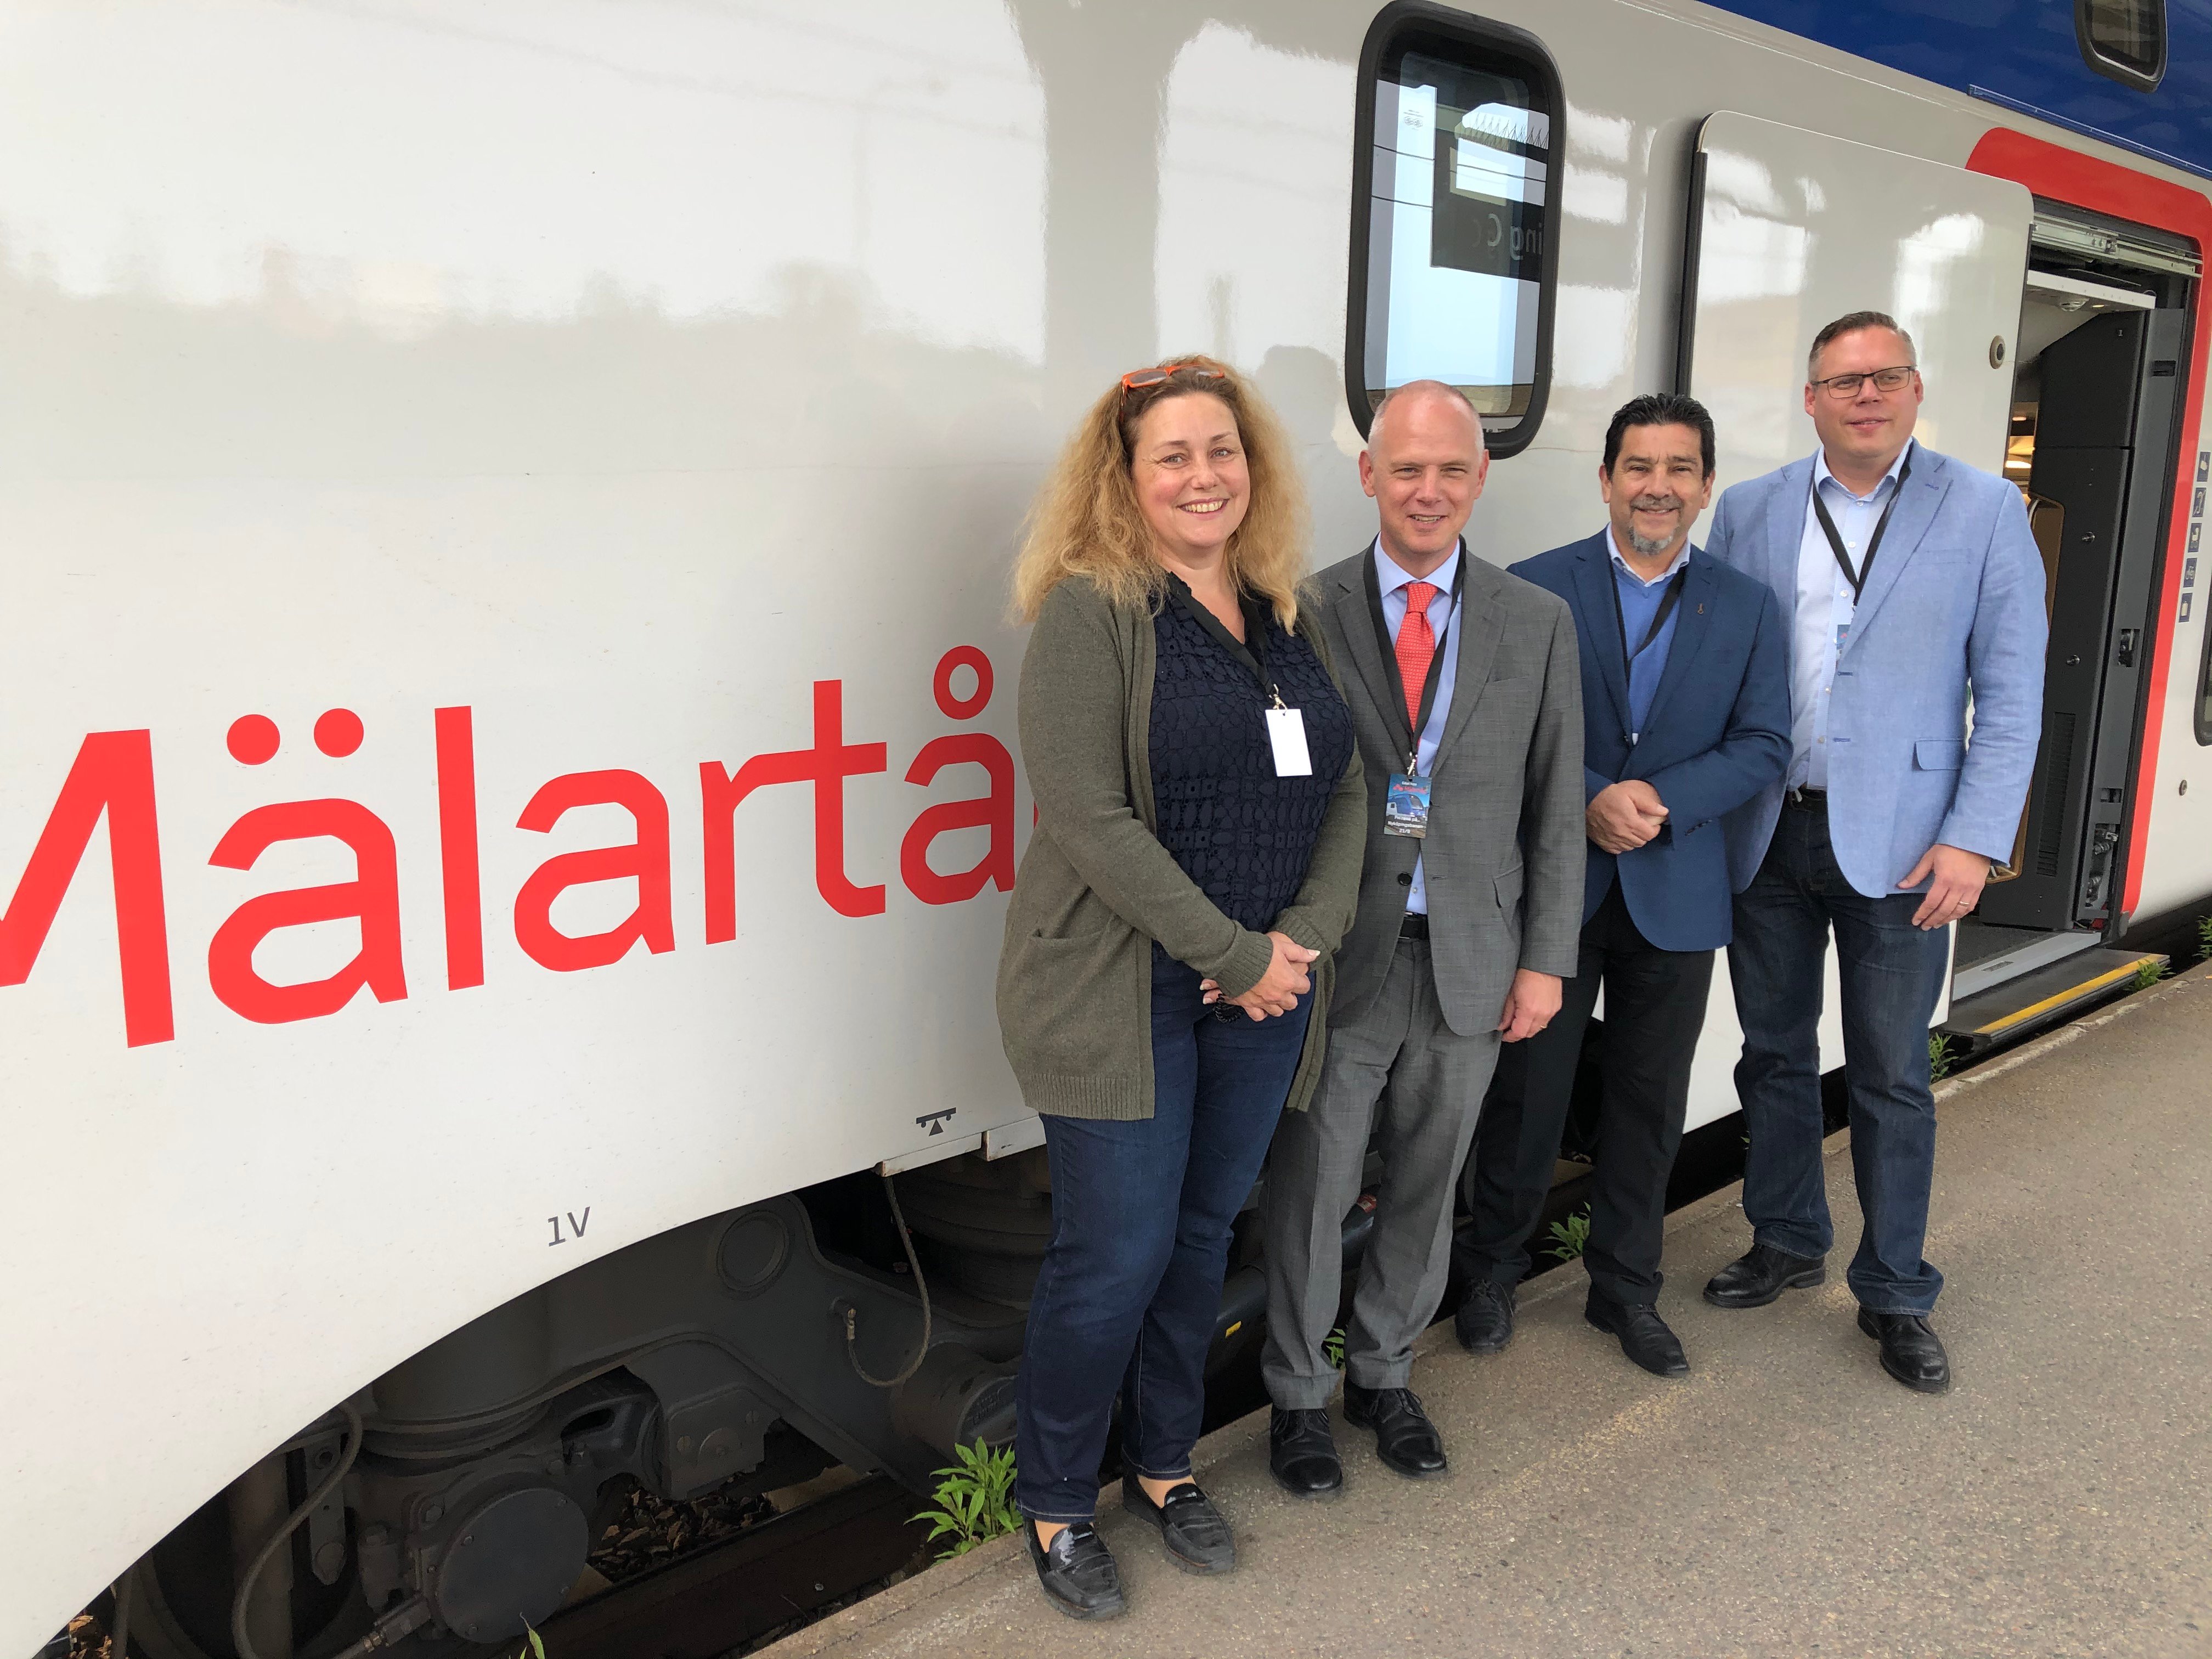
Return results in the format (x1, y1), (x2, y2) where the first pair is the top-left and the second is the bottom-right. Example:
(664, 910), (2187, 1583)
(1013, 950), (1312, 1522)
(1729, 798), (1950, 1314)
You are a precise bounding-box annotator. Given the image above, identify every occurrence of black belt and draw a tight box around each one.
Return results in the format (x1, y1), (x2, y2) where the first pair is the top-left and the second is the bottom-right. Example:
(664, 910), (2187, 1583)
(1785, 785), (1827, 808)
(1398, 912), (1430, 940)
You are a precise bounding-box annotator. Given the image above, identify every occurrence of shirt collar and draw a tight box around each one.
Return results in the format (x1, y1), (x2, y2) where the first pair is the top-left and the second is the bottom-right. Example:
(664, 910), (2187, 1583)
(1813, 437), (1914, 503)
(1373, 538), (1462, 599)
(1606, 528), (1692, 588)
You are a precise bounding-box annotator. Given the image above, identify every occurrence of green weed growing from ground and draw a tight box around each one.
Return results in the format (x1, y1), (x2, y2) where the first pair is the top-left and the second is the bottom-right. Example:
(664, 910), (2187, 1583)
(2135, 956), (2170, 990)
(913, 1440), (1021, 1560)
(1545, 1205), (1591, 1263)
(1929, 1032), (1953, 1082)
(1323, 1325), (1346, 1369)
(2197, 914), (2212, 961)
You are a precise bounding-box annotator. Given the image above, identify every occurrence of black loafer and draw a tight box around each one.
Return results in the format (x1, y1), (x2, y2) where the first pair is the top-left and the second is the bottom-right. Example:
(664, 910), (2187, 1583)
(1703, 1243), (1827, 1308)
(1025, 1521), (1125, 1620)
(1341, 1383), (1448, 1479)
(1858, 1308), (1951, 1394)
(1455, 1278), (1517, 1355)
(1122, 1479), (1235, 1574)
(1585, 1294), (1689, 1378)
(1267, 1406), (1343, 1498)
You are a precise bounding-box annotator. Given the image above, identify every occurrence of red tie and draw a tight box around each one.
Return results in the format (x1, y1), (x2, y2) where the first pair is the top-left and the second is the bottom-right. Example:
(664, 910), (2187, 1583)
(1395, 581), (1438, 730)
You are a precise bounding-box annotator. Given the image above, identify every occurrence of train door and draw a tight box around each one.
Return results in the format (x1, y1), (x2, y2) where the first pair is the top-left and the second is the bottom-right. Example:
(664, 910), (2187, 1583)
(1675, 111), (2033, 1058)
(1677, 111), (2032, 486)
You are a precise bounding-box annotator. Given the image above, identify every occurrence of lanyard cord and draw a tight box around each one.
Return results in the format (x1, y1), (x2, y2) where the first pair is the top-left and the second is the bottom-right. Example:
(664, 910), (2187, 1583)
(1810, 448), (1914, 603)
(1363, 551), (1468, 773)
(1165, 575), (1283, 707)
(1607, 561), (1688, 674)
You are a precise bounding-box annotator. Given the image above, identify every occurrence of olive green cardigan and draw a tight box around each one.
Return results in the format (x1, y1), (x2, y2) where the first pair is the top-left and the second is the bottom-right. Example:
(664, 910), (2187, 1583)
(996, 576), (1368, 1120)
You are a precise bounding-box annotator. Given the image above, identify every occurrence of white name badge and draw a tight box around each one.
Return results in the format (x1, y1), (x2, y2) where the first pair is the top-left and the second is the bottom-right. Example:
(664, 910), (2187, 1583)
(1265, 707), (1313, 777)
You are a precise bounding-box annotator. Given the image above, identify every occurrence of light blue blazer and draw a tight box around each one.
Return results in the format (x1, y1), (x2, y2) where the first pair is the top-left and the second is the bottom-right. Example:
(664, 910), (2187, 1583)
(1703, 443), (2048, 899)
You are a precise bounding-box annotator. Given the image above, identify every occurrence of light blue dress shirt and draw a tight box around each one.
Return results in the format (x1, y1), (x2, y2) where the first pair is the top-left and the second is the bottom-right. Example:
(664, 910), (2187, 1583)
(1606, 532), (1691, 744)
(1373, 538), (1462, 915)
(1792, 440), (1914, 789)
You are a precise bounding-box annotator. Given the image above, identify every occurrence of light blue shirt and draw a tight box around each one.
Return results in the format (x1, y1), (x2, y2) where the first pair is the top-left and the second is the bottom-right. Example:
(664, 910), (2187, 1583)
(1792, 441), (1914, 789)
(1373, 538), (1462, 915)
(1606, 532), (1691, 744)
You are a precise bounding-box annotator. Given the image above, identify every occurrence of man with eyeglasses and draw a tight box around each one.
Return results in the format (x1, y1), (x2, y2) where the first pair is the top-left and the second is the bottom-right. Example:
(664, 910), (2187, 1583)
(1700, 310), (2047, 1393)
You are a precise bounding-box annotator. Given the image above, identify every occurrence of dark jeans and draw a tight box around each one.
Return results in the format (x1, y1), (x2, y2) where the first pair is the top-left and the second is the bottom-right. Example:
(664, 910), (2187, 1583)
(1013, 950), (1311, 1522)
(1730, 797), (1950, 1314)
(1456, 884), (1714, 1307)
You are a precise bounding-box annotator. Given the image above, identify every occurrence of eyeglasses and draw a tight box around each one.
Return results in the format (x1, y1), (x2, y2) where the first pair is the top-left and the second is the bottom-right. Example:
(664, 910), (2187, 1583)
(1120, 363), (1226, 397)
(1810, 365), (1917, 399)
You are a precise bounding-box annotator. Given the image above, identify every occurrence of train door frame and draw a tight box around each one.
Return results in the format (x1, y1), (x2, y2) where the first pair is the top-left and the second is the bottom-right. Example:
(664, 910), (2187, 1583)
(1970, 128), (2212, 937)
(1980, 290), (2187, 934)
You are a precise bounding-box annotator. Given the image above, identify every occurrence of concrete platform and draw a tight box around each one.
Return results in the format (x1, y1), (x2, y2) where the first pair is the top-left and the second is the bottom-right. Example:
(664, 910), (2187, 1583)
(775, 963), (2212, 1659)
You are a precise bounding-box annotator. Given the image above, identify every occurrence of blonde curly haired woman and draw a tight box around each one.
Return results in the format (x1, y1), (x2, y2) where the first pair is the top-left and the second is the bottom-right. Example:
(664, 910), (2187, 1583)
(996, 357), (1365, 1618)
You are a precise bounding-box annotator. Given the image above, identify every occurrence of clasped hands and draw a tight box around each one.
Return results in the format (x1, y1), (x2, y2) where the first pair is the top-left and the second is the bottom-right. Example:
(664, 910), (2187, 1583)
(1587, 778), (1668, 854)
(1199, 931), (1318, 1021)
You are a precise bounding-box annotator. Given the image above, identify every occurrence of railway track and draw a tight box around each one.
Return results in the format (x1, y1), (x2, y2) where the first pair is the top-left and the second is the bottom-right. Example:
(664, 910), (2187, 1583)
(535, 1476), (933, 1659)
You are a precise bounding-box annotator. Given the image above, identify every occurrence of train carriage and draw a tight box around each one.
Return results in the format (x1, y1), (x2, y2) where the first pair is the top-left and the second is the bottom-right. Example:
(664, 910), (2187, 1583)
(4, 0), (2208, 1651)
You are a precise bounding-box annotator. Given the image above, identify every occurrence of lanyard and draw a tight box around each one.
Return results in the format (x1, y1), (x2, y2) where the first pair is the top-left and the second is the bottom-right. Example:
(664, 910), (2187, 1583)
(1810, 448), (1914, 603)
(1608, 562), (1688, 674)
(1165, 575), (1283, 707)
(1363, 551), (1468, 774)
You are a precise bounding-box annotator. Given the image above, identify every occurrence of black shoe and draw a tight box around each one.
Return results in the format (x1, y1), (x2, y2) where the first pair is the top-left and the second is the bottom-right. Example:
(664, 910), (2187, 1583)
(1455, 1278), (1517, 1355)
(1341, 1383), (1448, 1479)
(1267, 1406), (1343, 1498)
(1703, 1243), (1827, 1308)
(1584, 1293), (1689, 1378)
(1024, 1521), (1125, 1620)
(1858, 1308), (1951, 1394)
(1121, 1479), (1235, 1574)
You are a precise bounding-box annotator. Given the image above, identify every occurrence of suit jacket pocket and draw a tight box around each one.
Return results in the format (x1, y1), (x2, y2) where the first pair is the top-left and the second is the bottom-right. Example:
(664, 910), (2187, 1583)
(1492, 861), (1525, 915)
(1913, 738), (1965, 771)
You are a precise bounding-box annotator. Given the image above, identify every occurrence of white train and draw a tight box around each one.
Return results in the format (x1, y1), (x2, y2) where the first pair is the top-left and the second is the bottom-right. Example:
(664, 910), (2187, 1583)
(7, 0), (2208, 1651)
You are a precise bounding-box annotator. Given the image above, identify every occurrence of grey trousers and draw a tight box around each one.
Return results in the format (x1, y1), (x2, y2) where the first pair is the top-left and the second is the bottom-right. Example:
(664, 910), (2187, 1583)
(1262, 935), (1503, 1407)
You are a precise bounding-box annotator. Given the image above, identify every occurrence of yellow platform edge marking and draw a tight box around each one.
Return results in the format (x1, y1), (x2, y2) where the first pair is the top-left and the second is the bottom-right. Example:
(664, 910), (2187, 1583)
(1968, 954), (2166, 1036)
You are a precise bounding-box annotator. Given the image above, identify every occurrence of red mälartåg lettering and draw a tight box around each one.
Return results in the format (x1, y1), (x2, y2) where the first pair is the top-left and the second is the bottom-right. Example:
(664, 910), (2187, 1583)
(1, 648), (1015, 1047)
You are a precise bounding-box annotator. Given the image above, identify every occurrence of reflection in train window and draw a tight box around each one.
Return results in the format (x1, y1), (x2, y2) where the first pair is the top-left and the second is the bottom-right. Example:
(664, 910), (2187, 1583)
(1347, 6), (1562, 455)
(2077, 0), (2165, 91)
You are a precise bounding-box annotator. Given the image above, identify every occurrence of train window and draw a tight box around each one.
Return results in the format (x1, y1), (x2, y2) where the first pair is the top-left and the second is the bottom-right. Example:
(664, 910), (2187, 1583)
(1346, 3), (1562, 455)
(2076, 0), (2165, 92)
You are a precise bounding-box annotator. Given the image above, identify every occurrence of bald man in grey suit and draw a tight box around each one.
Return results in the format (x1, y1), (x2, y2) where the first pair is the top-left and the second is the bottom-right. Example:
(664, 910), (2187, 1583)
(1262, 382), (1584, 1493)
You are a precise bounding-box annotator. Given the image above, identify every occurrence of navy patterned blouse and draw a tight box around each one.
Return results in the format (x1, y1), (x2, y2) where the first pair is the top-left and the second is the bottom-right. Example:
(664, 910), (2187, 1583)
(1148, 590), (1355, 934)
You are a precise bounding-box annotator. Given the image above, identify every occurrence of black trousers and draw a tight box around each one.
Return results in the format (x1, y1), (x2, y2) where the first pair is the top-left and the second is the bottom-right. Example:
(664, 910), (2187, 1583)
(1454, 883), (1714, 1307)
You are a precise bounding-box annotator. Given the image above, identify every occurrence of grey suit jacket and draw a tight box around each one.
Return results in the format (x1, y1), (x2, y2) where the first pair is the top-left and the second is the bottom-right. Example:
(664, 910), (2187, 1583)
(1314, 544), (1586, 1037)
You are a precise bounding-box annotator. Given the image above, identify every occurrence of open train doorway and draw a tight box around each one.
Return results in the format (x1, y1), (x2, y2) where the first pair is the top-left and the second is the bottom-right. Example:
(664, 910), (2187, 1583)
(1946, 204), (2197, 1041)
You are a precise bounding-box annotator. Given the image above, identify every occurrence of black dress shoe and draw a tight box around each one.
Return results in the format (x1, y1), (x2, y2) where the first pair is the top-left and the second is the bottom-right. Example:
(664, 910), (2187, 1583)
(1025, 1521), (1125, 1620)
(1703, 1242), (1827, 1308)
(1455, 1278), (1517, 1354)
(1341, 1383), (1448, 1479)
(1267, 1406), (1343, 1498)
(1122, 1479), (1235, 1574)
(1858, 1308), (1951, 1393)
(1584, 1294), (1689, 1378)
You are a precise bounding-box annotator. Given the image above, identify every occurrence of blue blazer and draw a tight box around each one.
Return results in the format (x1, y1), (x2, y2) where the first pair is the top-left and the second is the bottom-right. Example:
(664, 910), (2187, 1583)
(1703, 444), (2048, 898)
(1510, 534), (1790, 953)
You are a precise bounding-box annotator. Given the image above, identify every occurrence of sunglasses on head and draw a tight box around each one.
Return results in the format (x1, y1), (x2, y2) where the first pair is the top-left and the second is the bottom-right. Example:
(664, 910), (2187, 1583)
(1119, 363), (1227, 398)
